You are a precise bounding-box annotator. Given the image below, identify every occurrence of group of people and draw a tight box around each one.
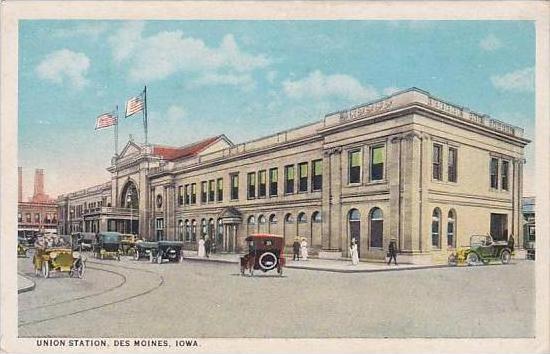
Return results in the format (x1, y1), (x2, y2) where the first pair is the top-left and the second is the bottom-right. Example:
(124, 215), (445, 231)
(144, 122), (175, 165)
(292, 237), (309, 261)
(197, 237), (212, 258)
(349, 237), (398, 266)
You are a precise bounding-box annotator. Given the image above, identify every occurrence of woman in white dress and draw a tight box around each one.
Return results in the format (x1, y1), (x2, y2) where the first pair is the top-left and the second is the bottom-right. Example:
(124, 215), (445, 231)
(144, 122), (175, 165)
(350, 238), (359, 265)
(198, 238), (206, 258)
(300, 238), (308, 261)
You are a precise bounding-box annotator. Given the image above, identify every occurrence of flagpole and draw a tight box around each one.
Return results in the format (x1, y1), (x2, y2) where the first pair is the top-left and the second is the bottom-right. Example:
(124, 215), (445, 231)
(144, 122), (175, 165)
(115, 105), (119, 156)
(143, 86), (148, 145)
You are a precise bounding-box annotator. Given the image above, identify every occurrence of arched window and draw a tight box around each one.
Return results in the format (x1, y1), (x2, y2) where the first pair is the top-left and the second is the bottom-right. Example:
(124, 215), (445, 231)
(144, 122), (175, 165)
(369, 208), (383, 248)
(208, 218), (215, 239)
(432, 208), (441, 248)
(201, 218), (207, 237)
(185, 220), (190, 241)
(297, 212), (307, 223)
(349, 209), (360, 221)
(216, 219), (223, 244)
(269, 214), (278, 224)
(178, 220), (184, 241)
(285, 213), (294, 224)
(312, 211), (322, 223)
(348, 209), (361, 256)
(258, 215), (266, 224)
(191, 220), (197, 242)
(248, 215), (256, 225)
(447, 210), (456, 248)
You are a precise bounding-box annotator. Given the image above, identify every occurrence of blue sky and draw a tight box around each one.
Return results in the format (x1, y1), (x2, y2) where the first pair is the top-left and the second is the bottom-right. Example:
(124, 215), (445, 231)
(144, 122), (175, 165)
(18, 20), (535, 198)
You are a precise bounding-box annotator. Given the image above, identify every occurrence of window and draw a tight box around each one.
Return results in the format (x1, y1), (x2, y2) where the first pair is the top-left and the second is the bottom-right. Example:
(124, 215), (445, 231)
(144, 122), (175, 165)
(370, 146), (385, 181)
(258, 170), (267, 198)
(201, 219), (207, 237)
(231, 174), (239, 200)
(191, 183), (197, 204)
(297, 212), (307, 223)
(184, 184), (190, 205)
(348, 150), (361, 184)
(285, 213), (294, 224)
(26, 213), (31, 222)
(370, 208), (383, 248)
(269, 214), (278, 224)
(217, 178), (223, 201)
(448, 147), (458, 183)
(312, 211), (322, 223)
(156, 218), (164, 241)
(201, 181), (207, 203)
(432, 208), (441, 248)
(285, 165), (295, 194)
(18, 212), (22, 222)
(447, 210), (456, 248)
(247, 172), (256, 199)
(35, 213), (40, 223)
(490, 158), (499, 189)
(269, 168), (278, 196)
(191, 220), (197, 241)
(501, 160), (509, 191)
(209, 180), (215, 202)
(312, 160), (322, 191)
(258, 215), (266, 225)
(298, 162), (308, 192)
(178, 220), (184, 241)
(433, 144), (442, 180)
(248, 215), (256, 225)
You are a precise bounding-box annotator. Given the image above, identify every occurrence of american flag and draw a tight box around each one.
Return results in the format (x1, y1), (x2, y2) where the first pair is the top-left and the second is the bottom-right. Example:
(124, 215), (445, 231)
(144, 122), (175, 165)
(95, 112), (118, 130)
(125, 93), (145, 117)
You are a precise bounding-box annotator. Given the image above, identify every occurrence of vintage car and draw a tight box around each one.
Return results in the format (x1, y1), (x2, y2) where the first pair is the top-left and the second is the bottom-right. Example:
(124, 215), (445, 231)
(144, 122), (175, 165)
(133, 241), (158, 261)
(120, 234), (139, 256)
(240, 234), (285, 276)
(94, 232), (122, 260)
(32, 236), (85, 278)
(448, 234), (513, 266)
(17, 243), (28, 258)
(71, 232), (95, 252)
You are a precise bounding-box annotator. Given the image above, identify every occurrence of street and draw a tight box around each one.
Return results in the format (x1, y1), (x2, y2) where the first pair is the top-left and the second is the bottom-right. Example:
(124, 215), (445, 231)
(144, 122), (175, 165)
(18, 254), (534, 338)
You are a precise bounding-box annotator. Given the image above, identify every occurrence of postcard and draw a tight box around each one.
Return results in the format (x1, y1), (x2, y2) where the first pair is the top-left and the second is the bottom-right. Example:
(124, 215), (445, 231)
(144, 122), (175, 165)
(1, 1), (549, 353)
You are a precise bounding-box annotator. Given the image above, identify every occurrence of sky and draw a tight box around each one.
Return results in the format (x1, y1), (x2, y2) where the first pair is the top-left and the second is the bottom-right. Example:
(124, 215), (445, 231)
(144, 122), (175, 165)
(18, 20), (536, 199)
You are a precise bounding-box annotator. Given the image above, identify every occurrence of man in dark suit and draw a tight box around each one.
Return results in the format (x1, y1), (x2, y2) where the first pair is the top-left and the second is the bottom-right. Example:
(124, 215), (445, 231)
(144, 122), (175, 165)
(387, 239), (398, 265)
(205, 237), (212, 258)
(292, 238), (301, 261)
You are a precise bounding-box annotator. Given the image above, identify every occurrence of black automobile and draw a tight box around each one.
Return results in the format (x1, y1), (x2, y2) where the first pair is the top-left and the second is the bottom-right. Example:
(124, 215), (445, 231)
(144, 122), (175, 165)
(94, 232), (122, 260)
(134, 240), (184, 264)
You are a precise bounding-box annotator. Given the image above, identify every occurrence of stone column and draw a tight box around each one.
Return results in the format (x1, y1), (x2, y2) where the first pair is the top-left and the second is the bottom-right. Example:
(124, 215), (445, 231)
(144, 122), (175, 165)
(166, 181), (176, 240)
(321, 149), (332, 250)
(388, 135), (402, 251)
(330, 147), (343, 251)
(419, 133), (432, 253)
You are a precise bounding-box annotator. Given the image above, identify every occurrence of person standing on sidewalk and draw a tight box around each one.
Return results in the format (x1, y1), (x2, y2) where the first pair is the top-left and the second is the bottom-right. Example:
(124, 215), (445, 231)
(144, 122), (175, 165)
(292, 237), (301, 261)
(387, 239), (398, 265)
(300, 237), (308, 261)
(204, 237), (212, 258)
(198, 237), (206, 258)
(350, 238), (359, 265)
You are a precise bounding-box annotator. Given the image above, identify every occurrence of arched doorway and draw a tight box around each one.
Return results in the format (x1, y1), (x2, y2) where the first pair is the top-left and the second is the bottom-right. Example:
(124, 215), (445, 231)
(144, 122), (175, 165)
(348, 209), (361, 257)
(120, 180), (139, 235)
(369, 208), (383, 249)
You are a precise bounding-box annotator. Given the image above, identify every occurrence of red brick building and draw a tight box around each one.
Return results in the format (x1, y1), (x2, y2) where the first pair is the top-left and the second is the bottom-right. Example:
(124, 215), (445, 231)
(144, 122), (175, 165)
(17, 168), (57, 237)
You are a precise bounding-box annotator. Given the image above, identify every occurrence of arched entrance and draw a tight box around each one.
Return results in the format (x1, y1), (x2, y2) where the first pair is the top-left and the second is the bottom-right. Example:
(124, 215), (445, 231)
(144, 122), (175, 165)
(218, 207), (242, 252)
(118, 180), (139, 234)
(349, 209), (361, 257)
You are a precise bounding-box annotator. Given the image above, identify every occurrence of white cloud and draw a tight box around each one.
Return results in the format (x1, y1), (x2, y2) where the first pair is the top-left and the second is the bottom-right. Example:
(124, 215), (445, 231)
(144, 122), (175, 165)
(53, 23), (109, 40)
(383, 86), (401, 96)
(192, 73), (255, 91)
(479, 33), (503, 51)
(282, 70), (379, 102)
(108, 23), (270, 82)
(491, 67), (534, 93)
(166, 105), (186, 123)
(35, 49), (90, 89)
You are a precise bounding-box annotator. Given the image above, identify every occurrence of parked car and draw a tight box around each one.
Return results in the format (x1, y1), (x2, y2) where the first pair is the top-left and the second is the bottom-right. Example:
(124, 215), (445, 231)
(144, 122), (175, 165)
(71, 232), (95, 252)
(120, 234), (139, 256)
(240, 234), (285, 276)
(93, 232), (122, 260)
(133, 241), (158, 261)
(32, 235), (85, 278)
(17, 243), (28, 258)
(448, 234), (512, 266)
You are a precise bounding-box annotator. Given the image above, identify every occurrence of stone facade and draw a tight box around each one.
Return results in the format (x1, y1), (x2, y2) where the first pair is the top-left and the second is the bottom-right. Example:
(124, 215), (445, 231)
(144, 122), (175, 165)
(57, 88), (529, 261)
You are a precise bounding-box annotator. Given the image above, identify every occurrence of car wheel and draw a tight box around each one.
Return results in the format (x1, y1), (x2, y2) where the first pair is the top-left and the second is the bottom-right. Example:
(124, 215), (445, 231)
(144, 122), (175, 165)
(150, 252), (155, 263)
(157, 252), (163, 264)
(501, 250), (511, 264)
(133, 250), (140, 261)
(42, 261), (50, 279)
(78, 262), (85, 278)
(467, 252), (479, 266)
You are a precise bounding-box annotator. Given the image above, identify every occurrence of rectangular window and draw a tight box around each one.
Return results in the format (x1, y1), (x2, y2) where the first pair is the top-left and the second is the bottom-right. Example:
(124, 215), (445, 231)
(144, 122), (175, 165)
(258, 170), (266, 198)
(348, 150), (361, 184)
(448, 147), (458, 183)
(370, 145), (385, 181)
(178, 186), (184, 206)
(285, 165), (295, 194)
(18, 212), (22, 222)
(26, 213), (31, 222)
(312, 160), (322, 191)
(217, 178), (223, 201)
(269, 168), (278, 196)
(35, 213), (40, 223)
(191, 183), (197, 204)
(247, 172), (256, 199)
(155, 218), (165, 241)
(185, 184), (190, 205)
(298, 162), (308, 192)
(433, 144), (442, 180)
(201, 181), (207, 203)
(208, 180), (215, 201)
(501, 160), (509, 191)
(490, 158), (499, 189)
(231, 174), (239, 200)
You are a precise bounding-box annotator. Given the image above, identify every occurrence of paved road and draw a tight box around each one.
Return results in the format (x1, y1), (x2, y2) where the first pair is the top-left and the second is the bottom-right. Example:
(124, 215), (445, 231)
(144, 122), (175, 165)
(18, 253), (534, 338)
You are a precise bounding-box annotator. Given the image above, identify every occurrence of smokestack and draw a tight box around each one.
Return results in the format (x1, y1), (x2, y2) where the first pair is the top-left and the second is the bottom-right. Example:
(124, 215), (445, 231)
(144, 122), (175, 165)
(18, 167), (22, 202)
(34, 168), (45, 198)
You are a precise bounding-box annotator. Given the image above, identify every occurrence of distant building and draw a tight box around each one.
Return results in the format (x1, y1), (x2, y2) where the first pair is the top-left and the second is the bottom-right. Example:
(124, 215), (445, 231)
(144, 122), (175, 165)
(18, 168), (57, 237)
(57, 88), (529, 262)
(522, 196), (535, 250)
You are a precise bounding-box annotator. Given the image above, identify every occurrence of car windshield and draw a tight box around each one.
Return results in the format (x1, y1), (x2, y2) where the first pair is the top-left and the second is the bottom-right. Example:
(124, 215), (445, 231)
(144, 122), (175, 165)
(102, 234), (120, 243)
(471, 235), (492, 247)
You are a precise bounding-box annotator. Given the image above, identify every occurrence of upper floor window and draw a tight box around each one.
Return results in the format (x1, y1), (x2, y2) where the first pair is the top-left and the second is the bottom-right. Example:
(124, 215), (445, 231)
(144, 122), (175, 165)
(348, 150), (361, 184)
(432, 144), (442, 181)
(490, 158), (499, 189)
(448, 147), (458, 183)
(18, 213), (22, 222)
(26, 213), (31, 222)
(501, 160), (509, 191)
(191, 183), (197, 204)
(185, 184), (190, 205)
(201, 181), (207, 203)
(247, 172), (256, 199)
(370, 145), (385, 181)
(285, 165), (295, 194)
(217, 178), (223, 202)
(208, 180), (215, 202)
(298, 162), (308, 192)
(269, 168), (278, 196)
(258, 170), (267, 198)
(35, 213), (40, 223)
(312, 160), (322, 191)
(231, 174), (239, 200)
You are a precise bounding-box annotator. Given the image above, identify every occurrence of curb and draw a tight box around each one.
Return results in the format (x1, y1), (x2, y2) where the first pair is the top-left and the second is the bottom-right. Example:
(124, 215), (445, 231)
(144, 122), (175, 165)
(17, 274), (36, 294)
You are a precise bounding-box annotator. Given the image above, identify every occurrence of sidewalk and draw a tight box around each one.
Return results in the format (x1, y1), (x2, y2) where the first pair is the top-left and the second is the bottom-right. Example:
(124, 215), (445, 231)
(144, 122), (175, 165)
(18, 273), (36, 293)
(181, 251), (449, 273)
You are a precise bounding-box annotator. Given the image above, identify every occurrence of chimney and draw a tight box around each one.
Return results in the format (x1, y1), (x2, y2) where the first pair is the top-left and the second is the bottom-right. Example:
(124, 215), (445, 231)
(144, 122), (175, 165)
(18, 167), (23, 202)
(34, 168), (45, 198)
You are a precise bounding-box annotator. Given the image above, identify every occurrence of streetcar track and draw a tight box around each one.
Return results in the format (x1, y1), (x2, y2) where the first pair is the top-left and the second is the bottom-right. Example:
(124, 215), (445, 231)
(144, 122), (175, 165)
(18, 261), (165, 328)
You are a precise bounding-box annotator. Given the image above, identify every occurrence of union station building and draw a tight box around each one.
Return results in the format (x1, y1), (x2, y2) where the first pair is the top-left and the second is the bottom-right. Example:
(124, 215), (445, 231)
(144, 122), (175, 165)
(57, 88), (529, 262)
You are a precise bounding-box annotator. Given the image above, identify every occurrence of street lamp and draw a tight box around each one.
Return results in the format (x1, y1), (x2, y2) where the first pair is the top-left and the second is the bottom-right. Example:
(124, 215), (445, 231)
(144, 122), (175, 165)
(127, 192), (133, 235)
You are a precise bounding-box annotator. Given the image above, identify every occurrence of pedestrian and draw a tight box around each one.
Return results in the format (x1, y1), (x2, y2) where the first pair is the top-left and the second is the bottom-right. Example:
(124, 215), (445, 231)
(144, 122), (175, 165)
(387, 239), (398, 265)
(198, 237), (206, 258)
(204, 237), (212, 258)
(300, 237), (308, 261)
(507, 234), (515, 252)
(350, 238), (359, 265)
(292, 237), (301, 261)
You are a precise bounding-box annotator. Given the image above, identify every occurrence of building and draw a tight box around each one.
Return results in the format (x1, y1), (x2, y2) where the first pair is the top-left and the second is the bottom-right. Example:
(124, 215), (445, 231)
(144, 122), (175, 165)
(18, 168), (58, 237)
(522, 196), (535, 250)
(57, 88), (529, 262)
